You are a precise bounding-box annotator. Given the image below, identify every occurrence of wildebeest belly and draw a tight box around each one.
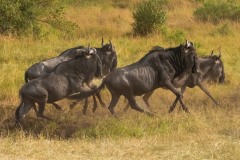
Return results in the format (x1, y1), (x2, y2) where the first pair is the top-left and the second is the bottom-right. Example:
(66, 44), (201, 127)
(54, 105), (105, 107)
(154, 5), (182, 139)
(40, 76), (68, 102)
(42, 75), (83, 103)
(127, 66), (157, 95)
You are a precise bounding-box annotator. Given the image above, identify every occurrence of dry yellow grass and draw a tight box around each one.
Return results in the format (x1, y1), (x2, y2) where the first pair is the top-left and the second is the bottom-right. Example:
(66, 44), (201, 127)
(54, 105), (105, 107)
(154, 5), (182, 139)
(0, 0), (240, 159)
(1, 134), (240, 159)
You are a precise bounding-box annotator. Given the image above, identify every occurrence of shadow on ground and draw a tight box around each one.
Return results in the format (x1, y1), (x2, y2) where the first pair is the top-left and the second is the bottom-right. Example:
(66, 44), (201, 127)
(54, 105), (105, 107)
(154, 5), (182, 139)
(0, 102), (113, 139)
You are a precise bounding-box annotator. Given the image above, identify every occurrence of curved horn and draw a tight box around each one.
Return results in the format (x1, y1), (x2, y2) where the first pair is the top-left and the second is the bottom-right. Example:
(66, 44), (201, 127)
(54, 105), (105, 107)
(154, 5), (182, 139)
(102, 38), (104, 47)
(211, 50), (214, 56)
(218, 47), (222, 58)
(185, 39), (190, 47)
(88, 44), (90, 54)
(185, 39), (194, 48)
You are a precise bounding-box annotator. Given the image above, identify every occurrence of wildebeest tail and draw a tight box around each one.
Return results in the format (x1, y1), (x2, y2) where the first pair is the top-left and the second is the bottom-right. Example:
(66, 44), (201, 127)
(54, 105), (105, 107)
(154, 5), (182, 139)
(24, 71), (29, 83)
(15, 101), (23, 126)
(68, 79), (106, 100)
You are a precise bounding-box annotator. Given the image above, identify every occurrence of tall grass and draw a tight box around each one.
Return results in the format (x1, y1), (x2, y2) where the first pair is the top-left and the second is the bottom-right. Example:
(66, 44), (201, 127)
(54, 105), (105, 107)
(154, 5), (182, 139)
(0, 0), (240, 159)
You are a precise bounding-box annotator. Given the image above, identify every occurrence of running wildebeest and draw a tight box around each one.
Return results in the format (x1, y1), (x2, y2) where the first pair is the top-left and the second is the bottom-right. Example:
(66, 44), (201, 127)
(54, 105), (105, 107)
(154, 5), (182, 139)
(70, 40), (199, 117)
(69, 38), (118, 114)
(123, 49), (225, 112)
(24, 38), (117, 113)
(24, 45), (87, 110)
(15, 46), (103, 125)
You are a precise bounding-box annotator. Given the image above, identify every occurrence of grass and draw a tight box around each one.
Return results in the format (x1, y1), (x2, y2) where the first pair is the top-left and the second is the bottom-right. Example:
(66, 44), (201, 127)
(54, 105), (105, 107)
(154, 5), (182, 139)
(0, 0), (240, 159)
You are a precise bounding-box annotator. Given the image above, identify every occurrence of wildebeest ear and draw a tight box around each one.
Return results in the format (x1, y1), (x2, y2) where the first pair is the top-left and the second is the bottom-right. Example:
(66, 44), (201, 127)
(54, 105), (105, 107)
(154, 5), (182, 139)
(102, 38), (104, 47)
(210, 50), (214, 56)
(185, 39), (193, 48)
(89, 48), (97, 55)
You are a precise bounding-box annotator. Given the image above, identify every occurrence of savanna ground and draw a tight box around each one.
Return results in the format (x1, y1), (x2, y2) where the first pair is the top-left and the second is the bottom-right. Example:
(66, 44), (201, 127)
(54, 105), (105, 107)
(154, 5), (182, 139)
(1, 0), (240, 159)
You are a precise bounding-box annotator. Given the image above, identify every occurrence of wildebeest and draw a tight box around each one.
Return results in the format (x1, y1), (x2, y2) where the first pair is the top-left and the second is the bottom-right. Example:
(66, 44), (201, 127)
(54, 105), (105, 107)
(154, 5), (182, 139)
(69, 38), (118, 114)
(15, 46), (103, 125)
(73, 40), (198, 117)
(200, 50), (225, 83)
(24, 45), (86, 110)
(24, 38), (117, 113)
(123, 49), (225, 112)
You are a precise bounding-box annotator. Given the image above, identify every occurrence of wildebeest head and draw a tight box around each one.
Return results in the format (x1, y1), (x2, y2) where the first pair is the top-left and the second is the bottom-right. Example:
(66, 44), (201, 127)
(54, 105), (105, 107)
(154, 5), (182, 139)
(181, 40), (199, 74)
(88, 46), (103, 78)
(99, 38), (117, 75)
(73, 45), (103, 78)
(208, 50), (225, 83)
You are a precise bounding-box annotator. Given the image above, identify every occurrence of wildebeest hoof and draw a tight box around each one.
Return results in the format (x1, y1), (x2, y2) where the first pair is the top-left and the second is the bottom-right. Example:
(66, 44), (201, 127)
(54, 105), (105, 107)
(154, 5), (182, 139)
(184, 109), (190, 114)
(123, 107), (129, 112)
(101, 103), (107, 108)
(146, 112), (154, 117)
(82, 110), (87, 115)
(37, 114), (53, 121)
(168, 106), (174, 113)
(69, 103), (76, 109)
(55, 106), (62, 110)
(92, 106), (97, 113)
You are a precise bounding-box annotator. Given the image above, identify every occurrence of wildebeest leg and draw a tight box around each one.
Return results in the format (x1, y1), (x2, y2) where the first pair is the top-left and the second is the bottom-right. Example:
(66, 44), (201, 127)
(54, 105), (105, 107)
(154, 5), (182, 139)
(37, 102), (53, 121)
(123, 91), (154, 112)
(123, 103), (130, 112)
(32, 103), (38, 115)
(168, 86), (190, 113)
(142, 91), (154, 109)
(51, 102), (62, 110)
(175, 86), (190, 113)
(108, 93), (121, 118)
(122, 97), (129, 112)
(92, 95), (97, 113)
(15, 100), (34, 126)
(96, 92), (106, 108)
(197, 83), (218, 105)
(69, 99), (80, 109)
(125, 93), (153, 116)
(178, 98), (190, 113)
(82, 98), (88, 114)
(169, 96), (190, 113)
(169, 97), (179, 113)
(86, 83), (99, 113)
(106, 85), (121, 117)
(178, 86), (187, 111)
(165, 81), (183, 113)
(69, 98), (88, 111)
